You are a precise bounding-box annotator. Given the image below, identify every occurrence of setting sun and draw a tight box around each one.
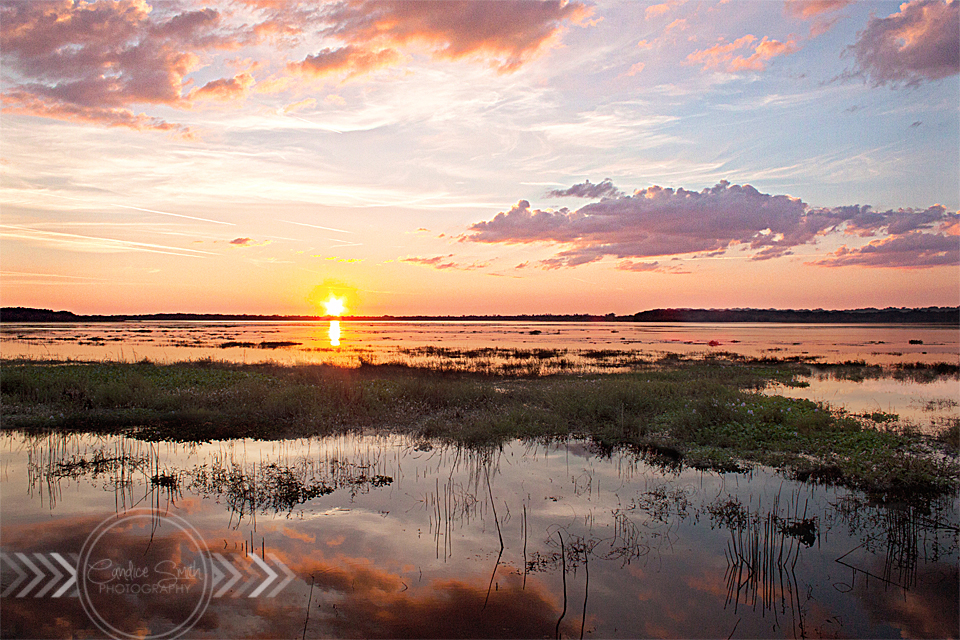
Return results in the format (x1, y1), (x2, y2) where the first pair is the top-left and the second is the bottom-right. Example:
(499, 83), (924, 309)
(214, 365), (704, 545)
(323, 296), (346, 317)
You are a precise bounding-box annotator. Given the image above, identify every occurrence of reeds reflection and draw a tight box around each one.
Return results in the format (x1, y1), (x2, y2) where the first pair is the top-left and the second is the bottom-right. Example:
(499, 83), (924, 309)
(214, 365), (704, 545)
(2, 432), (957, 639)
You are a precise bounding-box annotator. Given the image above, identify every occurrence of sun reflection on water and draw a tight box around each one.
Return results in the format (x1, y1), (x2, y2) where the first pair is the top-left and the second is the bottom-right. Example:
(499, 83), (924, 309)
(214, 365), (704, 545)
(329, 320), (340, 347)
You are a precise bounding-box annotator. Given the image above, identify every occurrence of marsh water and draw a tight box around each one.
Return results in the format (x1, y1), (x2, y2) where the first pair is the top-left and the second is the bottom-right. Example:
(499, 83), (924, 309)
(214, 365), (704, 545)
(3, 320), (958, 426)
(1, 321), (958, 638)
(1, 431), (958, 639)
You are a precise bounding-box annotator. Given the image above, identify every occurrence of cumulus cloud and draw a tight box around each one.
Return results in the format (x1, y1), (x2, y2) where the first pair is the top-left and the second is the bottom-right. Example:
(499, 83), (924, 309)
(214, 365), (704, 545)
(546, 179), (624, 199)
(687, 35), (799, 73)
(808, 231), (959, 268)
(315, 0), (593, 73)
(847, 0), (959, 86)
(0, 0), (242, 132)
(464, 179), (959, 269)
(1, 0), (591, 132)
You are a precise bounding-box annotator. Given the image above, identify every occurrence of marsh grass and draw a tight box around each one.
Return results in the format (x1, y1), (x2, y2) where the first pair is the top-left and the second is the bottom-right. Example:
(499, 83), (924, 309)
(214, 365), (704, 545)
(2, 357), (957, 496)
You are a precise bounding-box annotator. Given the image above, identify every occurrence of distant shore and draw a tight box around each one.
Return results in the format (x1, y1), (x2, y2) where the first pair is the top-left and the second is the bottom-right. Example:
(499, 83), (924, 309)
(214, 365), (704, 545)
(2, 306), (958, 324)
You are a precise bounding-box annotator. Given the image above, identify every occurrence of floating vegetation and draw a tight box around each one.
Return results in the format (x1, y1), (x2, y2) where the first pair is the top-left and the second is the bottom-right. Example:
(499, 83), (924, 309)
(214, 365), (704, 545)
(219, 340), (301, 349)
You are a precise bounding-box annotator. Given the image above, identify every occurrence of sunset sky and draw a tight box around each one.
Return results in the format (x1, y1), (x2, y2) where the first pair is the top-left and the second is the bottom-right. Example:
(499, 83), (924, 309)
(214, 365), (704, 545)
(1, 0), (958, 316)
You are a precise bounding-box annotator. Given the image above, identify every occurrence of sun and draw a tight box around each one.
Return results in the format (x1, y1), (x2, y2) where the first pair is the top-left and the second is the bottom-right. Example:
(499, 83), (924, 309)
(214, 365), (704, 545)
(322, 296), (346, 317)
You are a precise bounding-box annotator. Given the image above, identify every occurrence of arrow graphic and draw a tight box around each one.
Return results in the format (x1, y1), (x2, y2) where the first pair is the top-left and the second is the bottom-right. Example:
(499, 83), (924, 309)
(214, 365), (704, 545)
(32, 553), (63, 597)
(212, 553), (242, 598)
(267, 554), (296, 597)
(51, 553), (77, 598)
(16, 553), (45, 598)
(248, 554), (278, 598)
(1, 552), (28, 597)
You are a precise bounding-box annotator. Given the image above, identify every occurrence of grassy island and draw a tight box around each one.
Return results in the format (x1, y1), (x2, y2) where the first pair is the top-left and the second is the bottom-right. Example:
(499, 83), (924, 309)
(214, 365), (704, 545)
(2, 355), (957, 499)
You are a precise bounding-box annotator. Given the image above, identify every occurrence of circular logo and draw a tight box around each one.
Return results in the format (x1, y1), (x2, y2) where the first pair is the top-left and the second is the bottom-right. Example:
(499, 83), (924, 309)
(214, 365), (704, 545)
(78, 510), (213, 640)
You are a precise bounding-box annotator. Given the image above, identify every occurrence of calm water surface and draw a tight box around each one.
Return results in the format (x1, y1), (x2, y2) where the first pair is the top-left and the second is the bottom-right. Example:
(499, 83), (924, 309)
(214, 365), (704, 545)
(1, 432), (957, 639)
(3, 321), (957, 366)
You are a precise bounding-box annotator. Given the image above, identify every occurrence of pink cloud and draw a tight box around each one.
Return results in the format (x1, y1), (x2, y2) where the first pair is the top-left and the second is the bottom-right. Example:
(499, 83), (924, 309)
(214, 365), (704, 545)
(848, 0), (959, 86)
(1, 1), (593, 132)
(0, 0), (241, 132)
(465, 179), (958, 269)
(1, 90), (193, 137)
(807, 232), (959, 268)
(784, 0), (854, 19)
(687, 35), (798, 73)
(288, 46), (402, 80)
(401, 255), (490, 271)
(546, 179), (623, 199)
(190, 73), (255, 101)
(317, 0), (594, 73)
(645, 2), (683, 20)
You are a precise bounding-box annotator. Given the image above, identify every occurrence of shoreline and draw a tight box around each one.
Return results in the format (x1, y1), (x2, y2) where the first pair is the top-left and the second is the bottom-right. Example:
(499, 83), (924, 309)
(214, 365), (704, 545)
(3, 306), (959, 324)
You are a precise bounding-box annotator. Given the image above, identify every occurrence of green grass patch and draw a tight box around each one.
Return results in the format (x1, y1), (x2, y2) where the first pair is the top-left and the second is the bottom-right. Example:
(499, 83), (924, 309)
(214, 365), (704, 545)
(2, 357), (956, 498)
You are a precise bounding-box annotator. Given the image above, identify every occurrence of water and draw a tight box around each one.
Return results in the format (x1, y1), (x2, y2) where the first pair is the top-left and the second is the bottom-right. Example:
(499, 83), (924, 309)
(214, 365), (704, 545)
(1, 322), (958, 638)
(3, 320), (957, 367)
(1, 432), (957, 639)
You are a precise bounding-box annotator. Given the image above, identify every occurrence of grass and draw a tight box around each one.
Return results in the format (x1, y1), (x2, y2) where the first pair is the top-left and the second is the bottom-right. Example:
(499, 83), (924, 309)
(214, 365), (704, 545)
(1, 357), (957, 498)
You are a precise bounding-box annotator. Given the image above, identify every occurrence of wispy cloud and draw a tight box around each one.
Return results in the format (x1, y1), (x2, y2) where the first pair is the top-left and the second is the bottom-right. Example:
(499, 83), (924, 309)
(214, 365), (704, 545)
(280, 220), (353, 234)
(687, 35), (799, 73)
(0, 225), (215, 258)
(400, 254), (491, 271)
(113, 204), (234, 226)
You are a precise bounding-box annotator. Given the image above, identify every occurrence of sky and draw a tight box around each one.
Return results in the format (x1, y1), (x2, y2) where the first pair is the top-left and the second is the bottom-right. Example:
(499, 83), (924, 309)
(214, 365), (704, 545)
(1, 0), (958, 316)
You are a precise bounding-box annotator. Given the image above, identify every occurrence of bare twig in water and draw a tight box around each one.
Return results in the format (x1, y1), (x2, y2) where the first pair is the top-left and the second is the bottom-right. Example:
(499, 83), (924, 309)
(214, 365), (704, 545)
(556, 531), (567, 639)
(302, 575), (314, 640)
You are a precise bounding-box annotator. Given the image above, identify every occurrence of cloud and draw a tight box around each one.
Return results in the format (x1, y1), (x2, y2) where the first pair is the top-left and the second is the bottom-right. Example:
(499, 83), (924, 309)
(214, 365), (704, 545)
(281, 97), (317, 114)
(401, 254), (490, 270)
(546, 179), (624, 199)
(785, 0), (854, 36)
(228, 236), (270, 247)
(808, 231), (959, 268)
(1, 0), (592, 132)
(0, 0), (241, 132)
(190, 72), (255, 101)
(687, 35), (799, 73)
(614, 260), (689, 274)
(316, 0), (594, 73)
(785, 0), (854, 19)
(1, 90), (192, 136)
(464, 180), (958, 269)
(847, 0), (959, 86)
(288, 45), (403, 80)
(645, 2), (684, 20)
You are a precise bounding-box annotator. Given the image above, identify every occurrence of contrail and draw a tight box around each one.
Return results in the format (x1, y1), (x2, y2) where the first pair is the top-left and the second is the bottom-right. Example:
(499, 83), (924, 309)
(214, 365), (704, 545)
(0, 225), (215, 257)
(280, 220), (353, 234)
(113, 204), (234, 226)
